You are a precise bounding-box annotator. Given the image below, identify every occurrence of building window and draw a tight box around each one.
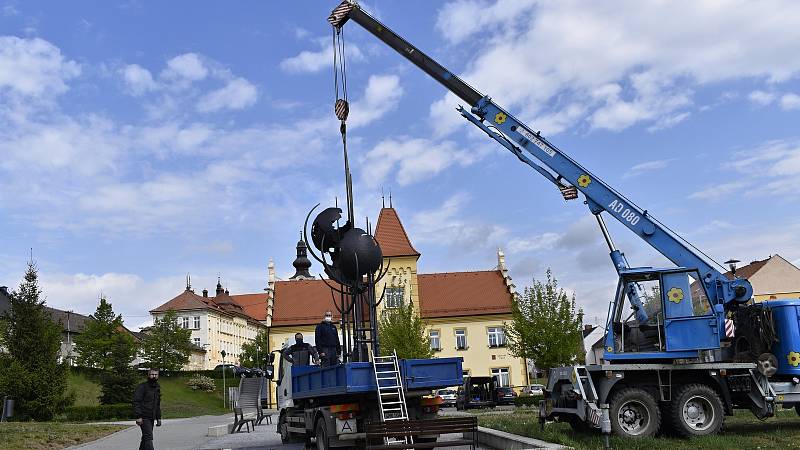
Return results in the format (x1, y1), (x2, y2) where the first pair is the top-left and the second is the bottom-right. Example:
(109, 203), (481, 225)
(429, 330), (441, 351)
(179, 316), (190, 329)
(462, 370), (470, 377)
(492, 368), (510, 387)
(193, 337), (201, 346)
(385, 287), (404, 308)
(455, 329), (467, 350)
(488, 327), (506, 347)
(193, 316), (200, 329)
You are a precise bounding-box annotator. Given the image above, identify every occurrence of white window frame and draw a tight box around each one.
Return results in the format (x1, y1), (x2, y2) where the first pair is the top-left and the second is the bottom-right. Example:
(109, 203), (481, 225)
(193, 337), (201, 346)
(193, 316), (201, 329)
(429, 330), (441, 351)
(455, 329), (467, 350)
(488, 327), (506, 347)
(492, 367), (510, 387)
(179, 316), (190, 329)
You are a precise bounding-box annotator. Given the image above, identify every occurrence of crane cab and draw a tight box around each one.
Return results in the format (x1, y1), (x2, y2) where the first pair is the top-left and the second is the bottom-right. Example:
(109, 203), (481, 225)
(603, 267), (723, 362)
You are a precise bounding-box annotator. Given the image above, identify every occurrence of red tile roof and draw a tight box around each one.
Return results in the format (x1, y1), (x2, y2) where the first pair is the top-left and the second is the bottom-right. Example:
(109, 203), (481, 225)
(151, 288), (265, 326)
(723, 257), (769, 280)
(418, 270), (513, 318)
(374, 207), (420, 258)
(151, 289), (214, 313)
(271, 279), (339, 326)
(230, 293), (269, 322)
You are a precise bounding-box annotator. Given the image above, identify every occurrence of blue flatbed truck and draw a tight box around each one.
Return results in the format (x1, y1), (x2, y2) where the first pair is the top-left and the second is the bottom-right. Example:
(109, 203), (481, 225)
(274, 356), (463, 448)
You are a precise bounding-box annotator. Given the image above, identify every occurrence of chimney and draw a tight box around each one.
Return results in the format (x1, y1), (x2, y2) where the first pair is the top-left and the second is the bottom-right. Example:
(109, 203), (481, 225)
(0, 286), (8, 296)
(202, 289), (208, 298)
(585, 324), (594, 332)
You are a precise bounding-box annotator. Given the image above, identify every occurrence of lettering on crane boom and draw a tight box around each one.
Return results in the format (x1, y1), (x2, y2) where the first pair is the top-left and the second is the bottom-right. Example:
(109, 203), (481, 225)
(517, 127), (556, 157)
(608, 200), (641, 226)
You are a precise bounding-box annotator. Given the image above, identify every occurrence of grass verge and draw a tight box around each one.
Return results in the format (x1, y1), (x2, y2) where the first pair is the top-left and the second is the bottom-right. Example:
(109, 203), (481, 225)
(67, 371), (230, 419)
(0, 422), (127, 450)
(479, 408), (800, 450)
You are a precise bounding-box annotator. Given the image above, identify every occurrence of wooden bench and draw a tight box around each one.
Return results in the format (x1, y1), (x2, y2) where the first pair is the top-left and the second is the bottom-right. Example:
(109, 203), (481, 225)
(365, 417), (477, 449)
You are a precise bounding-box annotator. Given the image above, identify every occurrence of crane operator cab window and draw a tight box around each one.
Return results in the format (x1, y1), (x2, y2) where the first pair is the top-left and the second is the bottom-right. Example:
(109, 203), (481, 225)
(612, 270), (717, 355)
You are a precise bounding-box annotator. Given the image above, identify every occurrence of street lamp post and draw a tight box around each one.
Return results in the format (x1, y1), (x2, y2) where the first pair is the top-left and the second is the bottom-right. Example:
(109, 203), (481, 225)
(221, 350), (227, 409)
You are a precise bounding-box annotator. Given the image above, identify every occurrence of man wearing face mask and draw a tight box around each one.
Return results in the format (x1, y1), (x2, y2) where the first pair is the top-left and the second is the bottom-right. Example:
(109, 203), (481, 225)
(283, 332), (319, 366)
(315, 310), (341, 367)
(133, 369), (162, 450)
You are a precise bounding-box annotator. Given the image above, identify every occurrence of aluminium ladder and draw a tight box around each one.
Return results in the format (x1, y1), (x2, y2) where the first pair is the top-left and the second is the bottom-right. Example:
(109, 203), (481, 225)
(372, 351), (412, 445)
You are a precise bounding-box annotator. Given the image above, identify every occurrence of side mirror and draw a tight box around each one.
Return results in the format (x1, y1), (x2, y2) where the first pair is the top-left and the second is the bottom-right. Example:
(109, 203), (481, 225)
(265, 364), (275, 380)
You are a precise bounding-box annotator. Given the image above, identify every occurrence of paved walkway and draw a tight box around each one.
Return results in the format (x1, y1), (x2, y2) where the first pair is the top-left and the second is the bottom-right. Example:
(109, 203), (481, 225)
(70, 412), (490, 450)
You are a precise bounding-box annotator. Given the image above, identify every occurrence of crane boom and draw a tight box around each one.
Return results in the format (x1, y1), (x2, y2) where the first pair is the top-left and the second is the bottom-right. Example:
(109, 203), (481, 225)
(328, 1), (751, 308)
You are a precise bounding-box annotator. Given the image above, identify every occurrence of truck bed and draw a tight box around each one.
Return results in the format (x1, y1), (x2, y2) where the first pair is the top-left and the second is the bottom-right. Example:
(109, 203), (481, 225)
(291, 357), (463, 399)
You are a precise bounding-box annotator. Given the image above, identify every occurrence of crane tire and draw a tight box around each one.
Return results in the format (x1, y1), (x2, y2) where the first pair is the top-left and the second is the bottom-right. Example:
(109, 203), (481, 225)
(669, 383), (724, 438)
(609, 387), (660, 438)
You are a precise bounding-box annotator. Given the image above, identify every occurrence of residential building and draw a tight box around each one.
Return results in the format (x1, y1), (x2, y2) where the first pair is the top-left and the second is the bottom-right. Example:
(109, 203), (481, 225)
(150, 279), (268, 370)
(723, 255), (800, 301)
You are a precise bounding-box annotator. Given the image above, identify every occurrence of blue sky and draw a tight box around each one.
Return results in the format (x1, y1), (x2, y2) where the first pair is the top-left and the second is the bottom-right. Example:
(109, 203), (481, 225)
(1, 0), (799, 329)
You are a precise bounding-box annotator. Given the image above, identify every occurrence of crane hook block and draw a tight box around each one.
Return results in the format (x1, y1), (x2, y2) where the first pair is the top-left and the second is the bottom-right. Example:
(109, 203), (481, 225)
(335, 99), (349, 121)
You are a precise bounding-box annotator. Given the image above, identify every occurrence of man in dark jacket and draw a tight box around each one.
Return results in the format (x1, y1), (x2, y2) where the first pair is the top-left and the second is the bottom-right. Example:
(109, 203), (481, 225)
(283, 332), (319, 366)
(315, 310), (341, 367)
(133, 369), (162, 450)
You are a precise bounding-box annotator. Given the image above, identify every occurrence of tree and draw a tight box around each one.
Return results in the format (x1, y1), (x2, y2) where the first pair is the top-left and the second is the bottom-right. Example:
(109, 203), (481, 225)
(0, 261), (74, 420)
(99, 331), (139, 404)
(378, 301), (433, 359)
(140, 310), (192, 372)
(506, 268), (584, 373)
(239, 329), (270, 368)
(74, 296), (126, 369)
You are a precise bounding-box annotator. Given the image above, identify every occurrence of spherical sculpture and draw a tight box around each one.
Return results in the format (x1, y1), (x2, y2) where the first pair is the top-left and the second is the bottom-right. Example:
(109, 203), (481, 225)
(338, 228), (382, 282)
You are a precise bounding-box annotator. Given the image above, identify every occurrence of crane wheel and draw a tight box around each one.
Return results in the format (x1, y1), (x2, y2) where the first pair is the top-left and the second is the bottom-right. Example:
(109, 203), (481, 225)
(609, 387), (660, 438)
(315, 418), (330, 450)
(669, 384), (724, 437)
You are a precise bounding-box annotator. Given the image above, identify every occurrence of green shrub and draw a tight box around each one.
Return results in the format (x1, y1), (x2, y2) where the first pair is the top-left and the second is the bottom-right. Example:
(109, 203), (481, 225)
(514, 394), (543, 407)
(185, 374), (216, 392)
(63, 403), (135, 421)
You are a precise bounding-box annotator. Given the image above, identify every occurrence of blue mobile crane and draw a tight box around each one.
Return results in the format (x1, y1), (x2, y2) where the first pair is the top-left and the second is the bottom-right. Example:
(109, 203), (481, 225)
(329, 0), (800, 441)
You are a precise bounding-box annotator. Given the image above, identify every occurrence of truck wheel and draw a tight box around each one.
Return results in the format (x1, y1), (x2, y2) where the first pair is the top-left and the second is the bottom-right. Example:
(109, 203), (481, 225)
(609, 387), (660, 438)
(669, 384), (724, 437)
(315, 418), (329, 450)
(278, 415), (290, 444)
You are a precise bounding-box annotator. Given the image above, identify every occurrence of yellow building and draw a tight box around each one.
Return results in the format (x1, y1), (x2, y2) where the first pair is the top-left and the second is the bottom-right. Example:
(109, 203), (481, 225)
(266, 206), (527, 404)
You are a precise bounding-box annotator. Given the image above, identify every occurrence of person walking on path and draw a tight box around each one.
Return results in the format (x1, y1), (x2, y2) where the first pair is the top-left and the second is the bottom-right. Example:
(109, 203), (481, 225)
(315, 310), (341, 367)
(133, 368), (162, 450)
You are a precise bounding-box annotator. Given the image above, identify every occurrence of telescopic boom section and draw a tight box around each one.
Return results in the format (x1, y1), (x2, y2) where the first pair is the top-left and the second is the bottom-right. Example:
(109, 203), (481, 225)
(328, 1), (752, 307)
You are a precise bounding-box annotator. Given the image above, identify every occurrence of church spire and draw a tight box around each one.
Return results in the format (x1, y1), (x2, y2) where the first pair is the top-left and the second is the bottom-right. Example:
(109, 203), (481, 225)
(289, 233), (313, 280)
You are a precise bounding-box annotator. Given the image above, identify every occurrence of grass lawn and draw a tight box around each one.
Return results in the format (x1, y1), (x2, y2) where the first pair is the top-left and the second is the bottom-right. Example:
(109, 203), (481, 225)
(479, 408), (800, 449)
(0, 422), (127, 450)
(67, 371), (230, 418)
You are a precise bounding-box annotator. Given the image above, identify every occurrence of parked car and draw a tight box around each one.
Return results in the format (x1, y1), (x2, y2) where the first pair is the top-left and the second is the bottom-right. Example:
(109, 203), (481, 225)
(213, 363), (236, 374)
(455, 376), (497, 410)
(495, 386), (518, 405)
(234, 366), (254, 378)
(436, 388), (458, 407)
(522, 383), (545, 396)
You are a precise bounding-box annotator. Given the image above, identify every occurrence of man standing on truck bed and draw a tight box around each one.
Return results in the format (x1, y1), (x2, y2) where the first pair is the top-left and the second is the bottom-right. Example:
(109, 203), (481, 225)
(315, 310), (341, 367)
(133, 368), (162, 450)
(283, 332), (319, 366)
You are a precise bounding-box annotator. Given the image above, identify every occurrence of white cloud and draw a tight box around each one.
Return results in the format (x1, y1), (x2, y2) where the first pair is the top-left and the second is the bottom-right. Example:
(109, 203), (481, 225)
(361, 137), (477, 187)
(348, 75), (403, 128)
(749, 90), (776, 106)
(435, 0), (537, 45)
(507, 233), (560, 253)
(122, 64), (157, 96)
(279, 38), (364, 73)
(781, 93), (800, 110)
(0, 36), (80, 98)
(196, 77), (258, 112)
(430, 0), (800, 135)
(161, 52), (208, 81)
(623, 159), (673, 179)
(688, 181), (749, 201)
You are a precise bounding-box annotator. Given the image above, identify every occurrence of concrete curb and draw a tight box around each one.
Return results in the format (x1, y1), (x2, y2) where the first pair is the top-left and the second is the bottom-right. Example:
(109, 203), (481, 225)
(64, 425), (135, 449)
(467, 426), (568, 449)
